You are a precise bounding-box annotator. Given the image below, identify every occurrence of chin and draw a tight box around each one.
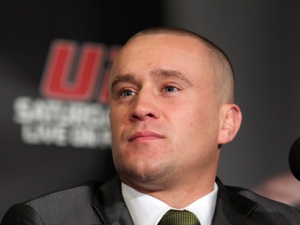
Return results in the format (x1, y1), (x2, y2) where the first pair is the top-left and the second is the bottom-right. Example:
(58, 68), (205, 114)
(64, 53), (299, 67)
(120, 161), (170, 186)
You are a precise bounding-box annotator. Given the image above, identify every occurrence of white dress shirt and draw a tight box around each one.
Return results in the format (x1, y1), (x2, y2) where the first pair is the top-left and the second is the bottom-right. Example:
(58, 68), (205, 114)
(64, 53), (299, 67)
(122, 182), (218, 225)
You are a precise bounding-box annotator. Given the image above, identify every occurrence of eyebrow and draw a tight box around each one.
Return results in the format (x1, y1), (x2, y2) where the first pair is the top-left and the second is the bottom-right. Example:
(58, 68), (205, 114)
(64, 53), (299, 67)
(152, 69), (193, 87)
(111, 74), (135, 91)
(110, 69), (193, 91)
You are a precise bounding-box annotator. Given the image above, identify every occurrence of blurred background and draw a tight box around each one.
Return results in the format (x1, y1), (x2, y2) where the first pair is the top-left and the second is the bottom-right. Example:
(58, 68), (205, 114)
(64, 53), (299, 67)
(1, 0), (300, 219)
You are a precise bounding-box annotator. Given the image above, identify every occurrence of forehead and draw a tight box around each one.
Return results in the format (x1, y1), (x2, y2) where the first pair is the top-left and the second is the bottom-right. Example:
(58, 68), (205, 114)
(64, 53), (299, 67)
(123, 34), (207, 60)
(109, 34), (212, 83)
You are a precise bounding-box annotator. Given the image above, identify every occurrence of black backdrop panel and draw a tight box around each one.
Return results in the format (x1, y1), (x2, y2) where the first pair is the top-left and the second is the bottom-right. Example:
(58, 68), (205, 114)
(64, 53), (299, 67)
(0, 1), (163, 219)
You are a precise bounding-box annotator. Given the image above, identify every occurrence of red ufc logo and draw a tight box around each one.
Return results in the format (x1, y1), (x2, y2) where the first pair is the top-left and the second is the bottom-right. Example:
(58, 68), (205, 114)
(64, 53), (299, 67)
(40, 40), (120, 104)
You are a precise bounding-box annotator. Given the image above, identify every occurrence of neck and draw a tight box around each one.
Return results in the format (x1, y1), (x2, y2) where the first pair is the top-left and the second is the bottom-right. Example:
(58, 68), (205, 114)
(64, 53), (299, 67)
(123, 174), (216, 208)
(149, 180), (215, 208)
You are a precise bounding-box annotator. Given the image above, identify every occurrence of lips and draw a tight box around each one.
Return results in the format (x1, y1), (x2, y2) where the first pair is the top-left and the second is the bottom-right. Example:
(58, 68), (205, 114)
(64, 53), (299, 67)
(128, 131), (164, 142)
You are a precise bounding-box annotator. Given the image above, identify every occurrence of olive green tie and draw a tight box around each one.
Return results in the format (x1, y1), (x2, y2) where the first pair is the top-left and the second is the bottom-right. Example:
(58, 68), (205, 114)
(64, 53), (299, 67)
(158, 210), (201, 225)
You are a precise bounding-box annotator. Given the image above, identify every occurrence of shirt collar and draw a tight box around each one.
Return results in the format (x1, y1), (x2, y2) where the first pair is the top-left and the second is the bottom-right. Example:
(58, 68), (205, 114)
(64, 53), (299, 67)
(122, 182), (218, 225)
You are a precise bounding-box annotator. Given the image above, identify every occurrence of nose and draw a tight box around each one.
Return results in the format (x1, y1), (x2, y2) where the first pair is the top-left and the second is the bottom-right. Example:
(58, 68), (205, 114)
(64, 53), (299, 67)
(130, 91), (160, 121)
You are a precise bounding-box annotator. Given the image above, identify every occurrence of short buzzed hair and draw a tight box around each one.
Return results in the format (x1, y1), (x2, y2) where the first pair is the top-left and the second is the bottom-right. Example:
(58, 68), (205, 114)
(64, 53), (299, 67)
(128, 27), (235, 103)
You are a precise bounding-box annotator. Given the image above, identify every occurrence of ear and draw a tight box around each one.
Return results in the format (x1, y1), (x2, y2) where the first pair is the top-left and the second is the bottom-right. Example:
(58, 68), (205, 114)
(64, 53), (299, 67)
(218, 104), (242, 145)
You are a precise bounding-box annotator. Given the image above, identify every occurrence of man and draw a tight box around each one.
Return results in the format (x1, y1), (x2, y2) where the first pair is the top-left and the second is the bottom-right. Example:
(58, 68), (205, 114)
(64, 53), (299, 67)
(2, 27), (300, 225)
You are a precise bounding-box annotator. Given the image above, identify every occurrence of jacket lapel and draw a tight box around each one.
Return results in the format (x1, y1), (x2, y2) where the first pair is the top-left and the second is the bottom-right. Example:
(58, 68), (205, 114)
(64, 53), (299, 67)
(92, 176), (134, 225)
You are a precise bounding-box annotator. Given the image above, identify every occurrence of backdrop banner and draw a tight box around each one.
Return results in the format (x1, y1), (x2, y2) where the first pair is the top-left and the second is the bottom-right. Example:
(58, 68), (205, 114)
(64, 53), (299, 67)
(0, 1), (163, 219)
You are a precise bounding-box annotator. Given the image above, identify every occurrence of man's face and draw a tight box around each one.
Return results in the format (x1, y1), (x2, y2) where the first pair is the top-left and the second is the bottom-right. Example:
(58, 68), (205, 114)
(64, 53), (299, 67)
(109, 34), (223, 190)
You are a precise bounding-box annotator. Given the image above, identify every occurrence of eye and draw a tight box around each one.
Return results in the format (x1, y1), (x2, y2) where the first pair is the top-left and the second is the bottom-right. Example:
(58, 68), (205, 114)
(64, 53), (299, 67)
(120, 89), (136, 97)
(163, 85), (179, 93)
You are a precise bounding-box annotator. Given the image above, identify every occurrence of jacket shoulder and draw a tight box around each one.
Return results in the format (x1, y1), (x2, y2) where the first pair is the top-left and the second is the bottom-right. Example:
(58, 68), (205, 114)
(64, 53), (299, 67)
(1, 183), (102, 225)
(228, 185), (299, 210)
(1, 204), (44, 225)
(226, 185), (300, 224)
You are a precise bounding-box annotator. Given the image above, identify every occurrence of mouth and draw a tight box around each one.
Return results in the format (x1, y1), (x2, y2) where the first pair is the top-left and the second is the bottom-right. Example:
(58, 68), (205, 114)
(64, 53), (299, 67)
(128, 131), (164, 142)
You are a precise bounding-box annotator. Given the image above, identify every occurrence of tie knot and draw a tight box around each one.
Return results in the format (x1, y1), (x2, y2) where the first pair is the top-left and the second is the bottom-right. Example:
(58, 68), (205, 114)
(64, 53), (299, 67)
(158, 210), (200, 225)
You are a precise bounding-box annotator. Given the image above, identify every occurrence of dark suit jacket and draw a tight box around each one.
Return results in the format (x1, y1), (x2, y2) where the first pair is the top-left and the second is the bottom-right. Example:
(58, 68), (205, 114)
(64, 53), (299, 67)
(2, 176), (300, 225)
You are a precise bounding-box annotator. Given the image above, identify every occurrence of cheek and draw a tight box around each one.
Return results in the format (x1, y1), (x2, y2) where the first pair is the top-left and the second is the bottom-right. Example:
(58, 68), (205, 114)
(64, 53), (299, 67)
(109, 108), (127, 130)
(109, 116), (118, 137)
(181, 106), (218, 140)
(109, 113), (125, 150)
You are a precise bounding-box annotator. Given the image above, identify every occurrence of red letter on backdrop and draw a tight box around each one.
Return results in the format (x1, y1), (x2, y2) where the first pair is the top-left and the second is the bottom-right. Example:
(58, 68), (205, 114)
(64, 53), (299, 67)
(40, 40), (105, 101)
